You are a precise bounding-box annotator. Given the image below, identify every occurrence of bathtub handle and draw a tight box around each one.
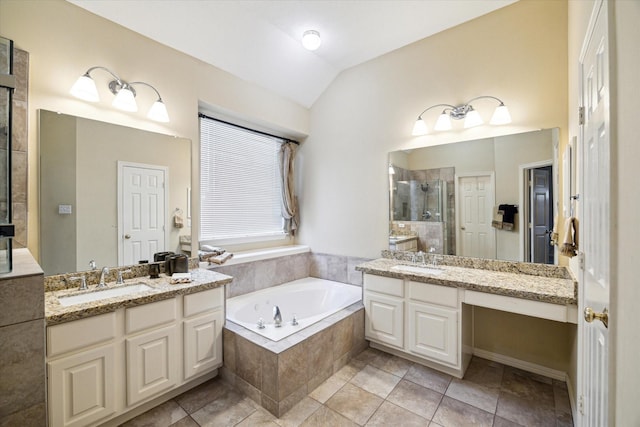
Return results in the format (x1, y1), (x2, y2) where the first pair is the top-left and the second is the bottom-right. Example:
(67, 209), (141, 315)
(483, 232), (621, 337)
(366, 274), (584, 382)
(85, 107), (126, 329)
(273, 305), (282, 327)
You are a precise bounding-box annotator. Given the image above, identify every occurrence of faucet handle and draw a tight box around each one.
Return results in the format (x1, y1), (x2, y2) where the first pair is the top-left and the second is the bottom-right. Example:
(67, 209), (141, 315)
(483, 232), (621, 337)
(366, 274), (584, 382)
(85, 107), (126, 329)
(116, 269), (132, 284)
(68, 275), (87, 290)
(89, 260), (97, 270)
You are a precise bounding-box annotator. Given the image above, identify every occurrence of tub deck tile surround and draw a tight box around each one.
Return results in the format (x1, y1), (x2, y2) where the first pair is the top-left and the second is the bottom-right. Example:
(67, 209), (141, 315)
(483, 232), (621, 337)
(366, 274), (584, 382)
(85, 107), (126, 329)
(357, 257), (576, 305)
(223, 303), (366, 418)
(122, 348), (574, 427)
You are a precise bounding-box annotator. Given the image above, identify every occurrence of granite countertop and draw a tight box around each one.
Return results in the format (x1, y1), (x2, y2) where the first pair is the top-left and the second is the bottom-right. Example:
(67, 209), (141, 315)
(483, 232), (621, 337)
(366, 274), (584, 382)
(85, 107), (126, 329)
(356, 258), (576, 305)
(45, 268), (233, 325)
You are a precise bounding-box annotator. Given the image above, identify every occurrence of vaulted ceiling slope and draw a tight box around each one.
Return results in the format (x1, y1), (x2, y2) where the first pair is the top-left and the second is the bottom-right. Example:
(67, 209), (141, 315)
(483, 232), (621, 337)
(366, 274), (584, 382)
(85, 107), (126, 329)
(68, 0), (517, 108)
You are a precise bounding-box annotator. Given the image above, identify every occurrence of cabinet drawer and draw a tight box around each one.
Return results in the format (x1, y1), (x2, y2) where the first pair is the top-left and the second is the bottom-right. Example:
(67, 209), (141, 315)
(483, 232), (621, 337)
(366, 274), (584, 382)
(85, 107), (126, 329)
(47, 312), (116, 358)
(126, 298), (177, 334)
(184, 287), (224, 318)
(364, 274), (404, 297)
(408, 281), (458, 308)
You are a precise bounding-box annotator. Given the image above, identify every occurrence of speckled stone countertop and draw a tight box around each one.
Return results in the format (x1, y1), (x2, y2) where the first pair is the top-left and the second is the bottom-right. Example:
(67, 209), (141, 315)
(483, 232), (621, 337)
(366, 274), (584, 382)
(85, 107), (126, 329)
(45, 268), (233, 325)
(356, 258), (576, 305)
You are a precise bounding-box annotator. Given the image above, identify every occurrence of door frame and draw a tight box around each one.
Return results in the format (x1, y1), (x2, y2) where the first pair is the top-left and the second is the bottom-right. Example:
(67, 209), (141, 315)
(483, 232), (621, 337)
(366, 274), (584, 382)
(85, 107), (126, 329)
(117, 161), (169, 265)
(454, 171), (496, 259)
(518, 159), (556, 264)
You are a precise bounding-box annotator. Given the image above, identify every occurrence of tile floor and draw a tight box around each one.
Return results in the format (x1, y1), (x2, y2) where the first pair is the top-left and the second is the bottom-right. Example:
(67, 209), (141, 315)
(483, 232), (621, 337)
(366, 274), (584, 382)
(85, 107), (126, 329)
(122, 347), (573, 427)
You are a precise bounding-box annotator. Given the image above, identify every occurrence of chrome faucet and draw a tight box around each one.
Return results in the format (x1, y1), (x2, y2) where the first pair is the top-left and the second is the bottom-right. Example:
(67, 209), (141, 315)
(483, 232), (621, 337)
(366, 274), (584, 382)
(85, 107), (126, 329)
(416, 251), (426, 267)
(97, 267), (109, 288)
(273, 305), (282, 328)
(116, 269), (132, 285)
(68, 275), (87, 291)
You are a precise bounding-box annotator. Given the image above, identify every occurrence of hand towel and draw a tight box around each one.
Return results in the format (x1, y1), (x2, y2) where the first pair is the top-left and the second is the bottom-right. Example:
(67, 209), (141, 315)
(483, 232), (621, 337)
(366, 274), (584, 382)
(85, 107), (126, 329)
(170, 272), (191, 284)
(491, 206), (504, 229)
(560, 217), (579, 257)
(550, 214), (560, 246)
(209, 252), (233, 265)
(174, 210), (184, 228)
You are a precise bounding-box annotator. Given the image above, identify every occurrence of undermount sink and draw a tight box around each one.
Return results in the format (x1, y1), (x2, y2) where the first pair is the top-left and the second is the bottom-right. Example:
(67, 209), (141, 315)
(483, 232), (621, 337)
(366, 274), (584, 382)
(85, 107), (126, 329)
(390, 265), (444, 276)
(58, 284), (153, 307)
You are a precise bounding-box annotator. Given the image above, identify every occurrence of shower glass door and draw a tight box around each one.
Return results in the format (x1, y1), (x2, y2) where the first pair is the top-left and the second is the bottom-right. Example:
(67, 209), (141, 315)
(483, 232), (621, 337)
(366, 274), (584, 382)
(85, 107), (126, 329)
(0, 36), (15, 273)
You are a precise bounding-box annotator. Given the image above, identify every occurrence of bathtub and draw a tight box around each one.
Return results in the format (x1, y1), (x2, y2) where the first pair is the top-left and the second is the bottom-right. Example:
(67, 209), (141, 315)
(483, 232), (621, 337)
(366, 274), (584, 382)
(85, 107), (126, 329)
(226, 277), (362, 342)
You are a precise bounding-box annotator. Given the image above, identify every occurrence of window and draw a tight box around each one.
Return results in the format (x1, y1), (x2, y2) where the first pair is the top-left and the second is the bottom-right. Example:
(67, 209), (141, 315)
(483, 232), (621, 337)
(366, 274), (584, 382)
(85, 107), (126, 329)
(199, 115), (285, 245)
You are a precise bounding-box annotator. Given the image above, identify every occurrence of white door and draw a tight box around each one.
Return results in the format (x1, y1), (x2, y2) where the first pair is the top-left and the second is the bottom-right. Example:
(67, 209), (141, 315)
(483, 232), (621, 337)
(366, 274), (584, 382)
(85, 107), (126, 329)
(457, 174), (495, 258)
(578, 1), (610, 425)
(118, 162), (168, 265)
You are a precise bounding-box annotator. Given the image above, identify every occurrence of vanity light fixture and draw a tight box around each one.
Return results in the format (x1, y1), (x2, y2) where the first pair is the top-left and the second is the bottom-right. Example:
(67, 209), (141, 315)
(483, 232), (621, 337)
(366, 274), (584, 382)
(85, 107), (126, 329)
(412, 95), (511, 136)
(70, 66), (170, 123)
(388, 163), (395, 175)
(302, 30), (321, 51)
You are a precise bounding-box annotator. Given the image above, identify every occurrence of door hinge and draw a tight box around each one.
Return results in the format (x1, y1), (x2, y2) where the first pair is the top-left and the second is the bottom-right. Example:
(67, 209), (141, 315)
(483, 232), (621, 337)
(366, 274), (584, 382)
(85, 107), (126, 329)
(578, 395), (585, 415)
(578, 252), (585, 270)
(578, 106), (585, 125)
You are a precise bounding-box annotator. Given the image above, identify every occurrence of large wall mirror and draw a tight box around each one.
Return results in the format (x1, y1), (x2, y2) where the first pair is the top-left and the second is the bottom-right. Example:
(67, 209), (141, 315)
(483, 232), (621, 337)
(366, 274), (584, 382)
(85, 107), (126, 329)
(389, 128), (559, 265)
(39, 110), (191, 275)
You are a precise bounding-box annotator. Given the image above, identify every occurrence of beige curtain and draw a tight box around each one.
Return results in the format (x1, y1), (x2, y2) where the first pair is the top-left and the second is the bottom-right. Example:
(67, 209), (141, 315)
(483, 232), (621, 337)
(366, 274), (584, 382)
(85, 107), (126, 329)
(279, 142), (299, 235)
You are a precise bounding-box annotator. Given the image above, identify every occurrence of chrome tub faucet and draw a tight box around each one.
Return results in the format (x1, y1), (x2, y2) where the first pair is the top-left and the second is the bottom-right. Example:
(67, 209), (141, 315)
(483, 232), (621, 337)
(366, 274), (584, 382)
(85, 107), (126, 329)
(273, 305), (282, 327)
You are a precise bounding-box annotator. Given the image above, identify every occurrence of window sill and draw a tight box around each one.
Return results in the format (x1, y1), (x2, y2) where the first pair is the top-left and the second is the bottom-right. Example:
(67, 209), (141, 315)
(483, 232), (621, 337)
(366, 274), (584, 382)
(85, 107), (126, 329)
(201, 245), (310, 269)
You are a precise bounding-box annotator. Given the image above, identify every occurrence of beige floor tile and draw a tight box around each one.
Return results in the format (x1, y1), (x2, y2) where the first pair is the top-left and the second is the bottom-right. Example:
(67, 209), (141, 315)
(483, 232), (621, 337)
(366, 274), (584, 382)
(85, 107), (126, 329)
(274, 397), (322, 427)
(500, 368), (555, 409)
(461, 357), (504, 390)
(365, 401), (429, 427)
(170, 416), (199, 427)
(349, 365), (401, 399)
(404, 364), (452, 394)
(432, 396), (494, 427)
(492, 416), (523, 427)
(190, 389), (257, 427)
(300, 406), (358, 427)
(174, 377), (232, 414)
(121, 400), (187, 427)
(309, 374), (347, 403)
(236, 407), (280, 427)
(377, 354), (413, 377)
(445, 378), (500, 413)
(387, 379), (443, 420)
(326, 383), (384, 425)
(334, 359), (366, 381)
(495, 392), (556, 426)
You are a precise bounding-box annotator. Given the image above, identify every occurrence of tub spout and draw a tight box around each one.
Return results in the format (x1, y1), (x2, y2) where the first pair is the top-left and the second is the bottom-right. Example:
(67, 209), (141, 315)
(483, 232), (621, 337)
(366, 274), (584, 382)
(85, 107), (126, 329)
(273, 305), (282, 327)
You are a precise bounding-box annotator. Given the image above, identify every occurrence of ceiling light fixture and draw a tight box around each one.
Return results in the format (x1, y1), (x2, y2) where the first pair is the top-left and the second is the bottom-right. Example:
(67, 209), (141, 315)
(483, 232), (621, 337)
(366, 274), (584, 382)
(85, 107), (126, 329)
(412, 96), (511, 136)
(70, 66), (170, 123)
(302, 30), (321, 51)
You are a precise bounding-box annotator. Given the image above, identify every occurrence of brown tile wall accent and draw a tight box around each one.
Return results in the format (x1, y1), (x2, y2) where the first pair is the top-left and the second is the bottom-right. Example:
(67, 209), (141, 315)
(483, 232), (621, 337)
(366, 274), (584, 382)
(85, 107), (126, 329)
(0, 249), (45, 426)
(222, 307), (366, 418)
(309, 253), (372, 287)
(11, 48), (29, 248)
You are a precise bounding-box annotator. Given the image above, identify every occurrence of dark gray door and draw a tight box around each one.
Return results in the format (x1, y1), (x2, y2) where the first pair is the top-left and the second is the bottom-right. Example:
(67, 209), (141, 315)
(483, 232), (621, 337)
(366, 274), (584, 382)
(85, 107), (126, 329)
(531, 166), (554, 264)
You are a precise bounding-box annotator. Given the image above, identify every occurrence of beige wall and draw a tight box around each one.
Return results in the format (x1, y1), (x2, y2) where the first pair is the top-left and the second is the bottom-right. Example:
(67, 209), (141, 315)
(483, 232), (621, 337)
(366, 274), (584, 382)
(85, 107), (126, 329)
(300, 0), (573, 381)
(0, 0), (310, 260)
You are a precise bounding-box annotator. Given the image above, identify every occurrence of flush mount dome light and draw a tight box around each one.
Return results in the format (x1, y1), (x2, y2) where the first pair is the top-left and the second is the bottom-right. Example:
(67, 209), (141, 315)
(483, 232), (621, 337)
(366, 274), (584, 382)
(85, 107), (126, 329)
(302, 30), (321, 51)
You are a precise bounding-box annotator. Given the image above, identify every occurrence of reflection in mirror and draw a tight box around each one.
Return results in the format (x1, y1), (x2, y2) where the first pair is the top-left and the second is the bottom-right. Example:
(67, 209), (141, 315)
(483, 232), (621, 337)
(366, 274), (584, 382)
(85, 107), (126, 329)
(39, 110), (191, 275)
(389, 128), (558, 264)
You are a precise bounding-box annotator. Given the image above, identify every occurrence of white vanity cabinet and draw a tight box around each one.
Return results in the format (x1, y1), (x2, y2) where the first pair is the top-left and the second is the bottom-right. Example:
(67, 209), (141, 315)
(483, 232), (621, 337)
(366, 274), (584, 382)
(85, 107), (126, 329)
(46, 286), (225, 427)
(364, 274), (470, 377)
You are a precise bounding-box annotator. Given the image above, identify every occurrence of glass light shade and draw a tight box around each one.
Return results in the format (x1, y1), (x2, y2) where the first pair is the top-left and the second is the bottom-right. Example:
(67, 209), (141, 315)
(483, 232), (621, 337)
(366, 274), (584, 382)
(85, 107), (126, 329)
(302, 30), (321, 51)
(412, 118), (428, 136)
(490, 104), (512, 125)
(147, 100), (170, 123)
(463, 109), (483, 128)
(112, 87), (138, 112)
(434, 112), (452, 131)
(70, 74), (99, 102)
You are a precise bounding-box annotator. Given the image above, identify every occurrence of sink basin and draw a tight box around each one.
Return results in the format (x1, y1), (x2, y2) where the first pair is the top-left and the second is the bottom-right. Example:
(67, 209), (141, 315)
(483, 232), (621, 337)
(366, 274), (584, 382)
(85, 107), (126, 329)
(58, 284), (153, 307)
(390, 265), (444, 276)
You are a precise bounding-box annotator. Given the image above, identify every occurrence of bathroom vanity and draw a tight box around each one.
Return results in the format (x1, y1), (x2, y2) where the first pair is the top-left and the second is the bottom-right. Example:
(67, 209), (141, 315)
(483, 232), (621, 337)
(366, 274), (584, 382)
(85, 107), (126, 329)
(356, 256), (577, 378)
(44, 268), (232, 427)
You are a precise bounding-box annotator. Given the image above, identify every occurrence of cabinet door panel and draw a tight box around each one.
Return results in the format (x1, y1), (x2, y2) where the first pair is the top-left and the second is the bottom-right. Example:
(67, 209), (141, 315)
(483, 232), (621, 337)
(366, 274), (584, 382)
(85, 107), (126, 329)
(184, 310), (223, 380)
(364, 292), (404, 349)
(126, 324), (177, 406)
(48, 345), (116, 427)
(408, 302), (458, 366)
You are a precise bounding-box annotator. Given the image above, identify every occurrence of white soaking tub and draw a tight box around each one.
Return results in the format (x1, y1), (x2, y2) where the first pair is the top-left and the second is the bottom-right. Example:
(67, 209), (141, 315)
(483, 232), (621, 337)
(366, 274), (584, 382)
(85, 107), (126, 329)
(226, 277), (362, 341)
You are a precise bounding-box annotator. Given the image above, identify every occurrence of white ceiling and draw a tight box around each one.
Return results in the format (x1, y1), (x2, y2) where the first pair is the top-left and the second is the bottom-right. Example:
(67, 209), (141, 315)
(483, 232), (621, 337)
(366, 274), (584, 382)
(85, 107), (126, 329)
(68, 0), (516, 108)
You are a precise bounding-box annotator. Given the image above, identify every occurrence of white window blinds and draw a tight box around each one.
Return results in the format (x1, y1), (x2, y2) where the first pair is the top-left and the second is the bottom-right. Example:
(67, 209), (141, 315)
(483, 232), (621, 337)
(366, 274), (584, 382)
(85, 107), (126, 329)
(199, 116), (285, 244)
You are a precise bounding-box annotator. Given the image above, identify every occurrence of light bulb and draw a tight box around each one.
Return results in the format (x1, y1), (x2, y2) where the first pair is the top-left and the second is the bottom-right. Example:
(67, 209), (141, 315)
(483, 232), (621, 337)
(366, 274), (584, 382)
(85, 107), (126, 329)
(388, 163), (395, 175)
(112, 86), (138, 112)
(490, 104), (512, 125)
(412, 118), (428, 136)
(147, 99), (170, 123)
(302, 30), (321, 51)
(463, 108), (483, 128)
(70, 74), (99, 102)
(434, 112), (452, 131)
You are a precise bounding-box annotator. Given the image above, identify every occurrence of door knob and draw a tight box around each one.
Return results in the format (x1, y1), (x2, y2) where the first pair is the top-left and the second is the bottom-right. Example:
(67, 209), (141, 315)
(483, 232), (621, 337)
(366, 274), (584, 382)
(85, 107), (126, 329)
(584, 307), (608, 328)
(124, 234), (131, 239)
(461, 226), (466, 230)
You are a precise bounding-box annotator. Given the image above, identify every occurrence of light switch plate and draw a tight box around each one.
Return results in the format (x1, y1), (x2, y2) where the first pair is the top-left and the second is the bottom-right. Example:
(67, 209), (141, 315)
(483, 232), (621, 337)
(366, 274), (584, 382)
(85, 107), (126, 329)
(58, 204), (72, 215)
